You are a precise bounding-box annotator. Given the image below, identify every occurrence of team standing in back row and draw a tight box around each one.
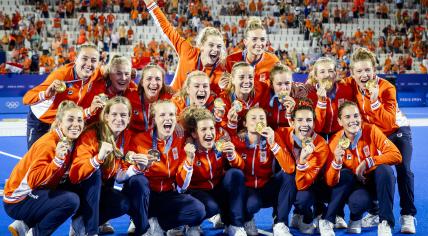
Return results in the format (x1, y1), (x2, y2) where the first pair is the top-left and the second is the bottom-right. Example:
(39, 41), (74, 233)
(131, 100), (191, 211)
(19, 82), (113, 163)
(3, 1), (416, 236)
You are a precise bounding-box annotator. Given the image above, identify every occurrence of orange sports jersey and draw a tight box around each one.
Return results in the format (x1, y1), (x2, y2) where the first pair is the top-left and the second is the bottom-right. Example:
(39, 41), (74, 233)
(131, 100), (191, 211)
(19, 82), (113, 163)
(231, 134), (288, 189)
(218, 82), (270, 131)
(177, 148), (244, 191)
(78, 78), (146, 131)
(344, 76), (406, 136)
(225, 50), (280, 87)
(129, 130), (186, 192)
(69, 128), (134, 183)
(22, 63), (103, 123)
(274, 127), (330, 190)
(324, 124), (402, 187)
(132, 91), (174, 132)
(266, 92), (292, 130)
(313, 81), (355, 137)
(146, 2), (225, 93)
(4, 129), (73, 203)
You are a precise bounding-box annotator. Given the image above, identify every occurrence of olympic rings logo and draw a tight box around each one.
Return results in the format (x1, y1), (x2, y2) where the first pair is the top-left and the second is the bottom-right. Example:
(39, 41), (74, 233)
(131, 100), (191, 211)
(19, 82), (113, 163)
(5, 101), (20, 109)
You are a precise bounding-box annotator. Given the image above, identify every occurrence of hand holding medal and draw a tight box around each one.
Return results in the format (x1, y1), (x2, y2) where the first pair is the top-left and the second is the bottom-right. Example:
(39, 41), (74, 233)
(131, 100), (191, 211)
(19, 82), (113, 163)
(184, 143), (196, 164)
(300, 137), (314, 163)
(148, 149), (161, 163)
(213, 98), (226, 119)
(55, 137), (71, 159)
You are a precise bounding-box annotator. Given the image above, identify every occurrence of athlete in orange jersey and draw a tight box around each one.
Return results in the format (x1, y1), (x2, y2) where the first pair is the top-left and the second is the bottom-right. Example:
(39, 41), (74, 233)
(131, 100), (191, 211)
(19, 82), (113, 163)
(128, 101), (205, 234)
(266, 63), (295, 129)
(23, 44), (102, 149)
(219, 62), (269, 133)
(177, 107), (246, 234)
(144, 0), (226, 94)
(320, 101), (401, 235)
(230, 107), (297, 235)
(347, 48), (416, 233)
(135, 63), (174, 132)
(69, 97), (150, 235)
(225, 17), (280, 87)
(274, 103), (330, 235)
(308, 57), (355, 142)
(4, 101), (84, 236)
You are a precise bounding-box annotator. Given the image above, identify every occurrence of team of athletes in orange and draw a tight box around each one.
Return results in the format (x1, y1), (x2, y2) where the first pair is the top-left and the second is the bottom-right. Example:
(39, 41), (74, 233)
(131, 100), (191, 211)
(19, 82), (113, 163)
(3, 1), (417, 236)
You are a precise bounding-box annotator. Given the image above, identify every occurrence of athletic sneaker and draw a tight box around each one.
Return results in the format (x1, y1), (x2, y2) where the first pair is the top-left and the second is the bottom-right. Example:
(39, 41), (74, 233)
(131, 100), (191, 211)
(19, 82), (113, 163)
(347, 220), (362, 234)
(227, 225), (247, 236)
(290, 214), (301, 228)
(313, 215), (321, 233)
(149, 218), (164, 236)
(378, 220), (392, 236)
(361, 213), (379, 228)
(127, 220), (136, 234)
(244, 219), (258, 236)
(167, 226), (185, 236)
(272, 222), (292, 236)
(69, 216), (85, 236)
(8, 220), (29, 236)
(185, 226), (201, 236)
(208, 214), (225, 229)
(400, 215), (416, 234)
(298, 220), (315, 234)
(99, 221), (115, 234)
(334, 216), (348, 229)
(26, 228), (34, 236)
(319, 219), (335, 236)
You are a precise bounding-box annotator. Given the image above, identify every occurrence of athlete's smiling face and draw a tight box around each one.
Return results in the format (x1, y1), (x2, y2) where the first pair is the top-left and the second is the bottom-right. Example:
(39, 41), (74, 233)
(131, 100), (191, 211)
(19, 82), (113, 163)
(200, 35), (224, 66)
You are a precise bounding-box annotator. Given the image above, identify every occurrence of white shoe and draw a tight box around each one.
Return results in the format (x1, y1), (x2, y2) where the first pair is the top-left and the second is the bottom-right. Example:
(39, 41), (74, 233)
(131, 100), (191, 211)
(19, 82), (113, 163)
(227, 225), (247, 236)
(244, 219), (258, 236)
(347, 220), (362, 234)
(313, 214), (321, 233)
(318, 219), (335, 236)
(99, 221), (115, 234)
(378, 220), (392, 236)
(361, 213), (379, 228)
(25, 228), (33, 236)
(290, 214), (301, 228)
(400, 215), (416, 234)
(69, 216), (85, 236)
(208, 214), (225, 229)
(149, 218), (164, 236)
(273, 222), (292, 236)
(298, 219), (315, 234)
(185, 226), (201, 236)
(128, 220), (136, 234)
(167, 226), (185, 236)
(8, 220), (29, 236)
(334, 216), (348, 229)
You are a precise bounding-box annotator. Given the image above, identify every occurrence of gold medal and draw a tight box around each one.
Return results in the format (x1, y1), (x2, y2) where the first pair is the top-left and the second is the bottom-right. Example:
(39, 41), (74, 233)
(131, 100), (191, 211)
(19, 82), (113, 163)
(56, 81), (66, 93)
(123, 152), (135, 165)
(233, 100), (243, 112)
(322, 80), (333, 90)
(215, 140), (225, 152)
(214, 98), (225, 109)
(339, 136), (351, 149)
(365, 79), (377, 90)
(148, 149), (161, 162)
(302, 137), (312, 148)
(255, 122), (265, 134)
(98, 93), (109, 102)
(278, 90), (290, 103)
